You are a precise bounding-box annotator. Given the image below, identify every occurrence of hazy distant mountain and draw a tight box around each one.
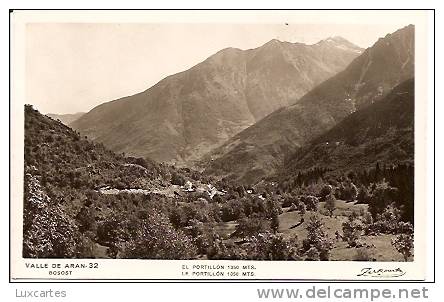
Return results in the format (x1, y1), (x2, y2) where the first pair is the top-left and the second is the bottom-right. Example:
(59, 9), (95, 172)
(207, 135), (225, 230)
(71, 37), (362, 164)
(46, 112), (85, 126)
(283, 78), (414, 173)
(204, 25), (414, 184)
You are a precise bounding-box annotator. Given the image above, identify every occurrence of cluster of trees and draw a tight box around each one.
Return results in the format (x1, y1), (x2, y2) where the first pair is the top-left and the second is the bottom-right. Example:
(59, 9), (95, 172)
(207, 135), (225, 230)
(352, 163), (414, 222)
(338, 205), (414, 261)
(23, 174), (94, 258)
(274, 161), (413, 221)
(190, 214), (333, 261)
(24, 164), (331, 260)
(23, 105), (415, 261)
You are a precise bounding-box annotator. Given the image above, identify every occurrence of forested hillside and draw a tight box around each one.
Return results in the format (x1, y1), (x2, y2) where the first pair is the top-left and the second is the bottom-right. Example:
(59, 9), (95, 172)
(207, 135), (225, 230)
(23, 105), (414, 261)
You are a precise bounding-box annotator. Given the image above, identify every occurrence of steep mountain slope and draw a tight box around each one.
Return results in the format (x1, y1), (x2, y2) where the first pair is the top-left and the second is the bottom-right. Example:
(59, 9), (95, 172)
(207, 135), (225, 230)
(71, 37), (362, 164)
(25, 105), (164, 192)
(46, 112), (85, 126)
(204, 25), (414, 184)
(23, 105), (208, 258)
(283, 78), (414, 173)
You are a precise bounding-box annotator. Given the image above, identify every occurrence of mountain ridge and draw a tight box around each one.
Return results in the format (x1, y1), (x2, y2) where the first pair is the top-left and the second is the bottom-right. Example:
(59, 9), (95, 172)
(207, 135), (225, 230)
(203, 25), (414, 184)
(71, 36), (363, 164)
(283, 78), (414, 174)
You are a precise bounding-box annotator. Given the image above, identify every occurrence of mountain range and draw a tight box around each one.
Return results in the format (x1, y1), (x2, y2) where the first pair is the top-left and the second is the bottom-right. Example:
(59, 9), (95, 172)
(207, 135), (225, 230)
(282, 77), (414, 174)
(71, 36), (362, 164)
(204, 25), (414, 183)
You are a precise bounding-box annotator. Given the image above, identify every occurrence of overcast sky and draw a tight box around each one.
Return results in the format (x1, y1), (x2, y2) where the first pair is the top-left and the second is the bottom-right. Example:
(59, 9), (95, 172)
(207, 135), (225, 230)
(26, 23), (410, 114)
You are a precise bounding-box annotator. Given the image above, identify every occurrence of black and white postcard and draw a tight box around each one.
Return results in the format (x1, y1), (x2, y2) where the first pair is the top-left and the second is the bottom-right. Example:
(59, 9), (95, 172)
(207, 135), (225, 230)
(9, 9), (433, 281)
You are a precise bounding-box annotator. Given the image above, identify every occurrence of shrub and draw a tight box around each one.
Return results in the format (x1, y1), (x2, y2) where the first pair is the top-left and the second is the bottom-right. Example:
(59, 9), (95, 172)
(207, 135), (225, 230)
(76, 205), (97, 233)
(319, 184), (333, 201)
(392, 233), (414, 261)
(232, 215), (270, 238)
(247, 233), (300, 260)
(169, 206), (187, 228)
(376, 204), (402, 233)
(171, 172), (186, 186)
(220, 199), (245, 222)
(207, 239), (246, 260)
(208, 203), (222, 222)
(23, 204), (81, 258)
(212, 194), (224, 204)
(302, 215), (333, 260)
(362, 211), (373, 225)
(74, 232), (97, 258)
(301, 195), (319, 211)
(357, 185), (371, 203)
(265, 197), (283, 217)
(23, 175), (81, 258)
(324, 193), (336, 217)
(397, 221), (414, 234)
(364, 204), (406, 235)
(282, 194), (301, 208)
(121, 210), (197, 259)
(336, 181), (358, 202)
(368, 180), (398, 219)
(270, 211), (280, 234)
(299, 203), (306, 215)
(96, 212), (131, 247)
(169, 203), (213, 228)
(342, 215), (363, 247)
(186, 221), (220, 255)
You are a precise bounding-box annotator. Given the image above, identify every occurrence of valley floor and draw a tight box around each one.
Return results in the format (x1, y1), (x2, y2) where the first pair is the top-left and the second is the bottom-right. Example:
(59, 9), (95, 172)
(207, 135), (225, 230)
(91, 199), (407, 261)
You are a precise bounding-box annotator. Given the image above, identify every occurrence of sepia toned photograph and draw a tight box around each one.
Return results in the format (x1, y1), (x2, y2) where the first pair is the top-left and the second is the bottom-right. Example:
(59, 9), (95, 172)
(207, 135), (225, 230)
(10, 10), (432, 281)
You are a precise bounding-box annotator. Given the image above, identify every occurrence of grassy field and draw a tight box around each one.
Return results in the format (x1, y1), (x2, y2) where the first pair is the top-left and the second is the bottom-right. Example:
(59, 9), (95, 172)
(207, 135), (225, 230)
(93, 199), (406, 261)
(216, 199), (407, 261)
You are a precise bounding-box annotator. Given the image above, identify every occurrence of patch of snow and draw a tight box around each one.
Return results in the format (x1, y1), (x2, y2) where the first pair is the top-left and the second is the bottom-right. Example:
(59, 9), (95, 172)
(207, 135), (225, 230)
(334, 44), (354, 52)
